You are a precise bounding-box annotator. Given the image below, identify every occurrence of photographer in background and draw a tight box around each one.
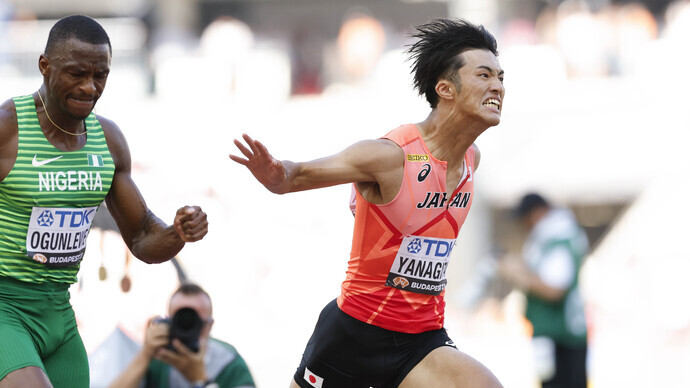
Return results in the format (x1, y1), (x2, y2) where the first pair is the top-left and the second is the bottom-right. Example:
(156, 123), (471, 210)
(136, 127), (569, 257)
(109, 283), (255, 388)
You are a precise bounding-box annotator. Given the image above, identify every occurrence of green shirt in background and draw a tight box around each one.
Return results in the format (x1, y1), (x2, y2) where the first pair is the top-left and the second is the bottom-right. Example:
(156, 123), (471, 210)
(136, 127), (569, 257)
(144, 338), (255, 388)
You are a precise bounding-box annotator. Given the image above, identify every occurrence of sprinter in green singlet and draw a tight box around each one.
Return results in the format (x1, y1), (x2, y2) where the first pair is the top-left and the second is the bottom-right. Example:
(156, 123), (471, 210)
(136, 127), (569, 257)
(0, 15), (209, 388)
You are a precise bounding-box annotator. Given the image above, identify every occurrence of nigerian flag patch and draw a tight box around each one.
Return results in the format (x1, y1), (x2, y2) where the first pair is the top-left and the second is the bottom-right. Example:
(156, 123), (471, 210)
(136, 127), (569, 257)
(87, 154), (104, 167)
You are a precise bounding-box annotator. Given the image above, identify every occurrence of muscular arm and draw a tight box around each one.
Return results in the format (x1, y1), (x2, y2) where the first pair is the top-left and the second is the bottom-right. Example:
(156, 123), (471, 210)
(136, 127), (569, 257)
(102, 117), (207, 264)
(0, 99), (18, 182)
(230, 134), (404, 204)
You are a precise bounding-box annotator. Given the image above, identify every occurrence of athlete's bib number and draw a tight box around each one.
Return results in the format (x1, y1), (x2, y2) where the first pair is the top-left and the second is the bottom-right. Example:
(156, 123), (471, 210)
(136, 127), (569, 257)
(25, 206), (97, 267)
(385, 235), (455, 295)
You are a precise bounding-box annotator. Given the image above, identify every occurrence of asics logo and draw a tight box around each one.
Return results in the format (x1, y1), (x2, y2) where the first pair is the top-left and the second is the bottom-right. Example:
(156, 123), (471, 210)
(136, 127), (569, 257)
(32, 155), (63, 167)
(417, 163), (431, 182)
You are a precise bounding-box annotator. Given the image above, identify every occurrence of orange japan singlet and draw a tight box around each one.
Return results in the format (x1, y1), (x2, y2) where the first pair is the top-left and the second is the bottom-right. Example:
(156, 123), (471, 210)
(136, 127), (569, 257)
(337, 124), (475, 333)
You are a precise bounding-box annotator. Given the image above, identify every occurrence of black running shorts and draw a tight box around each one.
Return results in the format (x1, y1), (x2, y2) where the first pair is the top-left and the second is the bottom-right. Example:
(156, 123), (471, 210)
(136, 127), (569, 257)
(294, 299), (457, 388)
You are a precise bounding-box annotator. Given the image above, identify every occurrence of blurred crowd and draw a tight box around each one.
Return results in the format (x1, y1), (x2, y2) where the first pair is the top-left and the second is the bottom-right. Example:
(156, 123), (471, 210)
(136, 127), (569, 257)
(1, 0), (689, 101)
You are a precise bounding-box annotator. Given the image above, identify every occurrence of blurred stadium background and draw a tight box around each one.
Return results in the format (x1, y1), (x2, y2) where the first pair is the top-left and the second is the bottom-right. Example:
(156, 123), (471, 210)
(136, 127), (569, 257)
(1, 0), (688, 387)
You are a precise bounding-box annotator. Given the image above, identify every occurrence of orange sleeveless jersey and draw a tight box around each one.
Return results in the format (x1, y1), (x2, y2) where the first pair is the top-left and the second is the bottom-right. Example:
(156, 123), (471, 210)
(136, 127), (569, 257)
(337, 124), (475, 333)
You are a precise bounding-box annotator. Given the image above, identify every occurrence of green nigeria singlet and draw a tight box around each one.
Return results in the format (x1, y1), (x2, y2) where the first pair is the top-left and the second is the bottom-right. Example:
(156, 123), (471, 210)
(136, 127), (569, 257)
(0, 95), (114, 284)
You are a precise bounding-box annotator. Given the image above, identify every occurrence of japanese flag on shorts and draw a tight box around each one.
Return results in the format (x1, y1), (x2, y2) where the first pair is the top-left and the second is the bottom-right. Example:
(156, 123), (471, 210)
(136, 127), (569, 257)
(304, 367), (324, 388)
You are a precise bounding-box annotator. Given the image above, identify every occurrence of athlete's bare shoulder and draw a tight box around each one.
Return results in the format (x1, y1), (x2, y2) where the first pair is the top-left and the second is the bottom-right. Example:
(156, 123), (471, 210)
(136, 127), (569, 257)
(348, 138), (405, 204)
(0, 98), (18, 138)
(95, 114), (124, 142)
(374, 137), (406, 172)
(0, 98), (18, 181)
(0, 98), (18, 150)
(94, 114), (131, 171)
(348, 138), (404, 170)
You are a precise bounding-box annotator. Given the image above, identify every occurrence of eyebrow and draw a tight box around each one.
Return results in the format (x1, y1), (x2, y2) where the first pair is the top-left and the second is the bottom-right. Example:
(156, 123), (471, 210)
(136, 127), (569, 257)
(477, 65), (504, 76)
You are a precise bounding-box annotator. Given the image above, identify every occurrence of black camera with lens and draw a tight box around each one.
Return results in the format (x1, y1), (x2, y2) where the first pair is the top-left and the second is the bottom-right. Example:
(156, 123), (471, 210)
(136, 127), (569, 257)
(156, 307), (204, 353)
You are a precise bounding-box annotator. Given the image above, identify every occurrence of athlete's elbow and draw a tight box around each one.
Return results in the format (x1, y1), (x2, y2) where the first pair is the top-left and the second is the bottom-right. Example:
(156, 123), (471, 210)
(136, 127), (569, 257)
(129, 239), (181, 264)
(133, 253), (173, 265)
(266, 185), (288, 194)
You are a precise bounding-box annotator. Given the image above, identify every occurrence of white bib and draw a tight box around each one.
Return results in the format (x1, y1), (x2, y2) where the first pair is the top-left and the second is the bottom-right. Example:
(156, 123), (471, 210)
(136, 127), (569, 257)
(385, 235), (455, 295)
(25, 206), (97, 266)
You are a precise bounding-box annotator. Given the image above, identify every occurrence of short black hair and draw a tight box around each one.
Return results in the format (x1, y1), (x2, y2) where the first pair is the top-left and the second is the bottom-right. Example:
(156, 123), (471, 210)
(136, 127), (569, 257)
(406, 18), (498, 108)
(514, 193), (549, 218)
(44, 15), (112, 56)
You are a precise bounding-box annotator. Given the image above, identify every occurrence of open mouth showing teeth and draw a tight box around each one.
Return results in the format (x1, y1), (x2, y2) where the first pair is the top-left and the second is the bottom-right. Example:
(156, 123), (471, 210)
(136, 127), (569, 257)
(483, 99), (500, 109)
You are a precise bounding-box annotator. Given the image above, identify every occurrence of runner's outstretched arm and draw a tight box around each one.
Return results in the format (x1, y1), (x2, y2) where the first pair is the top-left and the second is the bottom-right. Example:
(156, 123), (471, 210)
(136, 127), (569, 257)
(229, 133), (404, 196)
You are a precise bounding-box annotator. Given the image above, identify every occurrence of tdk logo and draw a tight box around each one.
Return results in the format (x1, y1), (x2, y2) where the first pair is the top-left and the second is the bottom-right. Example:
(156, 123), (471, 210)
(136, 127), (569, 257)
(407, 238), (423, 254)
(36, 210), (55, 227)
(406, 238), (456, 258)
(35, 209), (95, 228)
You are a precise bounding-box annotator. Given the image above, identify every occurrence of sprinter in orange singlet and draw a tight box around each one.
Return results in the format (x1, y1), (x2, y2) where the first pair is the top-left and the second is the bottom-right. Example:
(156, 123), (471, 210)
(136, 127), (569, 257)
(230, 18), (505, 388)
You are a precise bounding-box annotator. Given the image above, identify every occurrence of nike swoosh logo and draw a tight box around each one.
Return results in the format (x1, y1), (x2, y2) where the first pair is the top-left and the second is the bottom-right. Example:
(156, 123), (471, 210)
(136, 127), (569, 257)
(32, 155), (63, 167)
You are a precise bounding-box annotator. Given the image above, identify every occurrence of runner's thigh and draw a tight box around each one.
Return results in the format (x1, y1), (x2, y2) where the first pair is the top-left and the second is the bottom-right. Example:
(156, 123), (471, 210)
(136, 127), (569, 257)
(399, 346), (503, 388)
(42, 330), (89, 388)
(0, 303), (45, 382)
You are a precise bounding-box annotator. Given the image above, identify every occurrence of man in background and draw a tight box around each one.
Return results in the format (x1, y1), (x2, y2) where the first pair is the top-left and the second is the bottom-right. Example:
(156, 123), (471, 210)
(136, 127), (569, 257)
(498, 193), (589, 388)
(110, 283), (255, 388)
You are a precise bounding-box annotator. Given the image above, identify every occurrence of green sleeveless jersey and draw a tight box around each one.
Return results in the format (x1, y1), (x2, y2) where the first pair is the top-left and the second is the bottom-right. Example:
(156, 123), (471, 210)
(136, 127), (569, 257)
(525, 238), (588, 347)
(0, 94), (115, 284)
